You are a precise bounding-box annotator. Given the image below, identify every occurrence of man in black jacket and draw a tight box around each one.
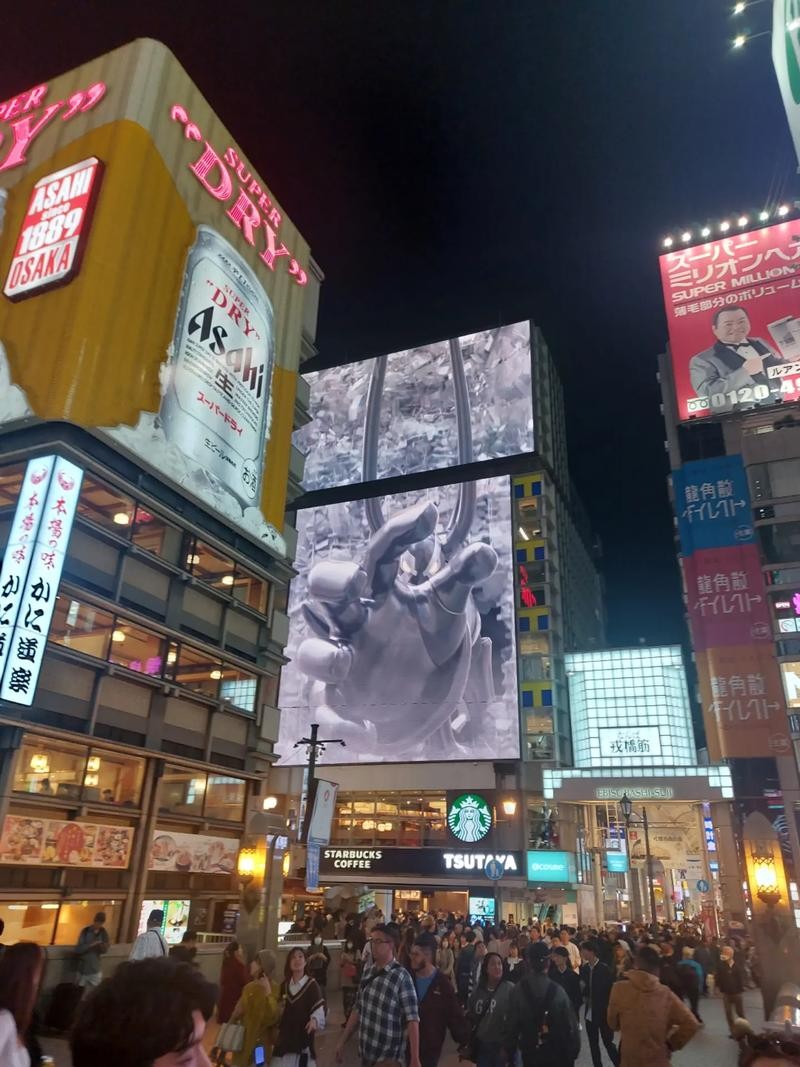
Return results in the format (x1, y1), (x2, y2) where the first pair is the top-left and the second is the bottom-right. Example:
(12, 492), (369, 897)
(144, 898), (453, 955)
(455, 929), (476, 1005)
(504, 941), (579, 1067)
(715, 945), (748, 1037)
(580, 940), (619, 1067)
(409, 934), (469, 1067)
(549, 946), (582, 1018)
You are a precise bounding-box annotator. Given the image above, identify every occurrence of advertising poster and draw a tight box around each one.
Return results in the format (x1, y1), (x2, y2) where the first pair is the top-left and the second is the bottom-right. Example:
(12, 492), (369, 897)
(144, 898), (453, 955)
(682, 545), (772, 651)
(0, 40), (314, 553)
(277, 476), (520, 765)
(148, 830), (237, 874)
(0, 816), (133, 868)
(296, 322), (534, 492)
(672, 456), (754, 554)
(660, 222), (800, 421)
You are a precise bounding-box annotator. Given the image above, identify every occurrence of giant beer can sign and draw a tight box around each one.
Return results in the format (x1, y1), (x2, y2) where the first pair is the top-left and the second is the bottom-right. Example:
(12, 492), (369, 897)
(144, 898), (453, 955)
(161, 227), (275, 509)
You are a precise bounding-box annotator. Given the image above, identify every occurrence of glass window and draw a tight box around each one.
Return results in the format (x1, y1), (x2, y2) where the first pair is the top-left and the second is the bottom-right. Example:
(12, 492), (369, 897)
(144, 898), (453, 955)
(204, 775), (246, 821)
(219, 667), (258, 714)
(525, 711), (554, 734)
(131, 506), (183, 564)
(49, 596), (114, 660)
(169, 643), (222, 699)
(188, 539), (236, 592)
(109, 621), (165, 675)
(14, 736), (87, 800)
(231, 566), (269, 614)
(0, 903), (59, 946)
(54, 900), (122, 946)
(0, 462), (25, 510)
(158, 766), (207, 815)
(515, 498), (542, 541)
(84, 749), (144, 806)
(759, 522), (800, 565)
(78, 474), (136, 532)
(526, 734), (555, 761)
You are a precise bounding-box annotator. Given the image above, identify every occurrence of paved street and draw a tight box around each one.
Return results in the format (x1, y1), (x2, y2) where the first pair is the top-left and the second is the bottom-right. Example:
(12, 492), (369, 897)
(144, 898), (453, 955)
(44, 988), (763, 1067)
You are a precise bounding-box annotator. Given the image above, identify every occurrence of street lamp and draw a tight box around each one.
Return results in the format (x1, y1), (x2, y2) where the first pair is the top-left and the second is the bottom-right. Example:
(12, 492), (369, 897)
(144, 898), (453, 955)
(237, 846), (256, 887)
(502, 797), (518, 817)
(620, 793), (658, 928)
(751, 845), (782, 908)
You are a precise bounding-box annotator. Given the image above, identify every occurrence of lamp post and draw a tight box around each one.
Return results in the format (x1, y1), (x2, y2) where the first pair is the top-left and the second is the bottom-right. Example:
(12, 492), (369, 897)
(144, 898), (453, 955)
(620, 793), (658, 928)
(294, 723), (345, 843)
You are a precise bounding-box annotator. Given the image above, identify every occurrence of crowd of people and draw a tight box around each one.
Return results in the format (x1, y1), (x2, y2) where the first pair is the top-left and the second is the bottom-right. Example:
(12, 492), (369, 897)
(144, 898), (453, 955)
(0, 906), (793, 1066)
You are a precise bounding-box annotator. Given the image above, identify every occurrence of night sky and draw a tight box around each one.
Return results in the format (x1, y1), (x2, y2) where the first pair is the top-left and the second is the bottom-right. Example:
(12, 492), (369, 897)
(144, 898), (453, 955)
(2, 2), (797, 646)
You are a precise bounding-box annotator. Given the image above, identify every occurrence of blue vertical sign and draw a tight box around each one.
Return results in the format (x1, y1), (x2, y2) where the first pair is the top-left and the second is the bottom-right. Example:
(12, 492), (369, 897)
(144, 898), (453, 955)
(672, 456), (754, 554)
(305, 843), (320, 891)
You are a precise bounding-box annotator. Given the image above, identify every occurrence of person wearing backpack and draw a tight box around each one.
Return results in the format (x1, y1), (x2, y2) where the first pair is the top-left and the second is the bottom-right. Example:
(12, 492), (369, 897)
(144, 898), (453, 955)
(504, 941), (580, 1067)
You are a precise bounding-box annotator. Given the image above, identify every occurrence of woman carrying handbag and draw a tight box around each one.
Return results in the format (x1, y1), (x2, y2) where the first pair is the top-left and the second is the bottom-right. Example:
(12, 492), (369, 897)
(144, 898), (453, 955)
(224, 950), (281, 1067)
(271, 948), (325, 1067)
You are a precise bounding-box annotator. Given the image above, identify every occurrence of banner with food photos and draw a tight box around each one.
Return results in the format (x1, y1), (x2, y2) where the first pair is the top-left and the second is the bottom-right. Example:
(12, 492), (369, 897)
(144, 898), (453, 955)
(0, 815), (133, 868)
(148, 829), (237, 874)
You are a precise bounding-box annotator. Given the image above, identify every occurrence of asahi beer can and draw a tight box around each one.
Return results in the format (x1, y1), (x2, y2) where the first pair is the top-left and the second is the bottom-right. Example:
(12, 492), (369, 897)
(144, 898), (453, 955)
(160, 225), (275, 510)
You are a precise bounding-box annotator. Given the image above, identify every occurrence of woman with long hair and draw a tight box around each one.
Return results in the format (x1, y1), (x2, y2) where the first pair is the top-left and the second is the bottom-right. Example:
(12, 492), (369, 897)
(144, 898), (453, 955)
(467, 952), (513, 1067)
(0, 942), (45, 1067)
(217, 941), (249, 1024)
(271, 947), (325, 1067)
(436, 933), (455, 983)
(229, 949), (281, 1067)
(613, 940), (633, 982)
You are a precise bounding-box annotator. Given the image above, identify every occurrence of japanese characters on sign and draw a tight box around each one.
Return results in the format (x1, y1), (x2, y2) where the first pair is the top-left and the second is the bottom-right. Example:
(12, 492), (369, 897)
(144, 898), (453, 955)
(598, 726), (663, 760)
(682, 546), (772, 651)
(672, 456), (754, 554)
(0, 456), (83, 705)
(0, 815), (133, 868)
(661, 223), (800, 421)
(4, 157), (103, 300)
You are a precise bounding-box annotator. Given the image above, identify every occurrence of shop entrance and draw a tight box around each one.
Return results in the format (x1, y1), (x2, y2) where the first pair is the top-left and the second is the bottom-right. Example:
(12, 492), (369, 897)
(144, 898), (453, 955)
(392, 889), (468, 917)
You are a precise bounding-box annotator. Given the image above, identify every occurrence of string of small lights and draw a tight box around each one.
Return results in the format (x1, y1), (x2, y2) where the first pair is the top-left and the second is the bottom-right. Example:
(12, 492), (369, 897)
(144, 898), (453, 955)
(662, 204), (795, 248)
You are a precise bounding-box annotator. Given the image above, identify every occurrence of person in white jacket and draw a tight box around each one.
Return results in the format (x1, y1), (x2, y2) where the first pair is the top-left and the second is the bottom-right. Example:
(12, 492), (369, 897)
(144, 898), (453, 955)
(129, 909), (169, 959)
(0, 941), (46, 1067)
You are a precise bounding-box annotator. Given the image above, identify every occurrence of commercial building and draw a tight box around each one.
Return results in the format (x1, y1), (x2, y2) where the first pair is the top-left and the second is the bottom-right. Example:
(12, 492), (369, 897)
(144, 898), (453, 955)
(0, 41), (320, 946)
(657, 216), (800, 925)
(272, 319), (606, 925)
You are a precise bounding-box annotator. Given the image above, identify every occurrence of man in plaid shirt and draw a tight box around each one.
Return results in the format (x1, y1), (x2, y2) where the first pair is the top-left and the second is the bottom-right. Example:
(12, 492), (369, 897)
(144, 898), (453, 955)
(336, 923), (421, 1067)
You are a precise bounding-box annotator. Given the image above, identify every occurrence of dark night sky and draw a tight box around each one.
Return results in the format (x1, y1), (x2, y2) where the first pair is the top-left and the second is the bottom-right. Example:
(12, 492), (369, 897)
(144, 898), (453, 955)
(2, 2), (797, 646)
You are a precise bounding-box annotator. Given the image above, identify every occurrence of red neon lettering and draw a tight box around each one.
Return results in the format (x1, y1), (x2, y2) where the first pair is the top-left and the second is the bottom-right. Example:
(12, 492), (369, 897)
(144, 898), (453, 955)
(0, 104), (63, 173)
(226, 188), (261, 245)
(189, 144), (232, 201)
(259, 221), (290, 270)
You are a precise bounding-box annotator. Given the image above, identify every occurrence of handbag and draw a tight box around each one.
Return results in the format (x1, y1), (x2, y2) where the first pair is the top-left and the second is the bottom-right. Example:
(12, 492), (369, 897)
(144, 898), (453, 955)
(218, 1021), (245, 1052)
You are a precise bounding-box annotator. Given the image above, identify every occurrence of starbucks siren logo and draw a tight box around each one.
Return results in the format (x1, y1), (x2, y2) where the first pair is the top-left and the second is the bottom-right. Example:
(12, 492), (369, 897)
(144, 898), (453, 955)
(448, 793), (492, 843)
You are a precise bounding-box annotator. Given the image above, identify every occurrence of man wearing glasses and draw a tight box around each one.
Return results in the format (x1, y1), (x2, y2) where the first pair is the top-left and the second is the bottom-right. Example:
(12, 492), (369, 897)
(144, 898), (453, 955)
(336, 923), (421, 1067)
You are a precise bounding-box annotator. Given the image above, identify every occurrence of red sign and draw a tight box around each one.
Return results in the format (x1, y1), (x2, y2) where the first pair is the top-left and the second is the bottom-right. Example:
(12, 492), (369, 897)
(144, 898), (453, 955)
(3, 157), (103, 301)
(0, 80), (106, 174)
(660, 221), (800, 421)
(682, 544), (773, 651)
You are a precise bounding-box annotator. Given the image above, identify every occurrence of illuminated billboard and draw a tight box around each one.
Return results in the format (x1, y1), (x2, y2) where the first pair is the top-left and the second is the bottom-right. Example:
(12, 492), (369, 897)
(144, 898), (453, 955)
(0, 40), (315, 554)
(660, 222), (800, 421)
(277, 475), (520, 764)
(296, 322), (533, 492)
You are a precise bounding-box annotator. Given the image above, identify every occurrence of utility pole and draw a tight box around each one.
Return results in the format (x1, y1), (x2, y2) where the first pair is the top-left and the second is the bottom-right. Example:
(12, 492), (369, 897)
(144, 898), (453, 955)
(643, 805), (658, 929)
(294, 723), (345, 843)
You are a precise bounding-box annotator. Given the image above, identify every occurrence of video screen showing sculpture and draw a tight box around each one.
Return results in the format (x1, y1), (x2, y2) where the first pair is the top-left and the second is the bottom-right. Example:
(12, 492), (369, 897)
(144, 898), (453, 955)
(277, 476), (520, 764)
(296, 322), (534, 492)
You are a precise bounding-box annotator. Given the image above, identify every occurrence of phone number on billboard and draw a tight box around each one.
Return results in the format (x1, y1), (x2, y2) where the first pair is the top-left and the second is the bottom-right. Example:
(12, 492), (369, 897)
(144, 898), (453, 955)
(686, 369), (800, 415)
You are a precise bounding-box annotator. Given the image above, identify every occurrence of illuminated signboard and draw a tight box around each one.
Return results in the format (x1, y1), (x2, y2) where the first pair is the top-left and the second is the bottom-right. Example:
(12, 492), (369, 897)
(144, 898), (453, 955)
(526, 850), (576, 884)
(468, 896), (496, 924)
(448, 794), (493, 843)
(319, 847), (523, 877)
(0, 80), (106, 175)
(277, 476), (520, 765)
(0, 456), (83, 705)
(606, 851), (629, 874)
(660, 222), (800, 421)
(781, 661), (800, 709)
(598, 726), (663, 760)
(4, 157), (103, 300)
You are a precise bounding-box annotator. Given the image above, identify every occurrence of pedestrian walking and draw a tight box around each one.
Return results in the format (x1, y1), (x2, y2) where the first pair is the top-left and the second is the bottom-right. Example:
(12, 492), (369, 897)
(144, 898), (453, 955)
(306, 934), (331, 1007)
(228, 948), (281, 1067)
(549, 946), (582, 1017)
(71, 956), (216, 1066)
(340, 939), (360, 1024)
(216, 941), (248, 1026)
(505, 941), (525, 984)
(716, 945), (748, 1037)
(0, 942), (46, 1067)
(677, 947), (704, 1023)
(559, 928), (582, 973)
(467, 952), (513, 1067)
(504, 942), (580, 1067)
(612, 942), (633, 982)
(73, 911), (109, 990)
(580, 939), (620, 1067)
(409, 933), (469, 1067)
(436, 933), (455, 983)
(607, 945), (700, 1067)
(129, 909), (168, 960)
(272, 948), (326, 1067)
(456, 929), (477, 1006)
(335, 923), (420, 1067)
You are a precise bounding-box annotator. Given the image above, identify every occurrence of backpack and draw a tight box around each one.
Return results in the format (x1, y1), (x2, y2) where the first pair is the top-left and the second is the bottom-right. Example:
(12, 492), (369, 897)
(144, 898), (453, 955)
(519, 978), (558, 1050)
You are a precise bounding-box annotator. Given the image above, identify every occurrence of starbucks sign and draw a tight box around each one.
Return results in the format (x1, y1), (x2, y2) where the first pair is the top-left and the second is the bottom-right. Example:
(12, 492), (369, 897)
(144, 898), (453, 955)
(448, 793), (493, 843)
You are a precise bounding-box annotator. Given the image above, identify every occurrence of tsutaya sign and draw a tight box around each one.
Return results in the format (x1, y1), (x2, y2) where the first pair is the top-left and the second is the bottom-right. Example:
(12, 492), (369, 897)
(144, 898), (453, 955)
(319, 847), (524, 879)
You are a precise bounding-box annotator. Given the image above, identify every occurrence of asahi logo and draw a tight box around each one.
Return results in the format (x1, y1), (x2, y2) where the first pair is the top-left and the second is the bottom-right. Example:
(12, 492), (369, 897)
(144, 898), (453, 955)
(448, 793), (492, 843)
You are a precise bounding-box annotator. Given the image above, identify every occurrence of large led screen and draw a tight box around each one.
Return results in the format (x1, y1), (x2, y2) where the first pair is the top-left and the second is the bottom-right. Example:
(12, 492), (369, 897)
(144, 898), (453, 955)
(277, 475), (520, 764)
(296, 322), (533, 492)
(660, 221), (800, 421)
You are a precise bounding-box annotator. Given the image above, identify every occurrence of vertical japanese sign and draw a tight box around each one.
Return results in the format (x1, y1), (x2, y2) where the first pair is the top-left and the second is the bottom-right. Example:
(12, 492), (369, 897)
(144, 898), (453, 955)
(660, 222), (800, 421)
(772, 0), (800, 170)
(0, 456), (83, 705)
(674, 456), (790, 758)
(305, 843), (320, 892)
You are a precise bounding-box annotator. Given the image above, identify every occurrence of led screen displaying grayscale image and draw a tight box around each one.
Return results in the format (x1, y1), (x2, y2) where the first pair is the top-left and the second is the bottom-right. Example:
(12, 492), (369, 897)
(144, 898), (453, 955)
(296, 321), (534, 492)
(277, 475), (520, 764)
